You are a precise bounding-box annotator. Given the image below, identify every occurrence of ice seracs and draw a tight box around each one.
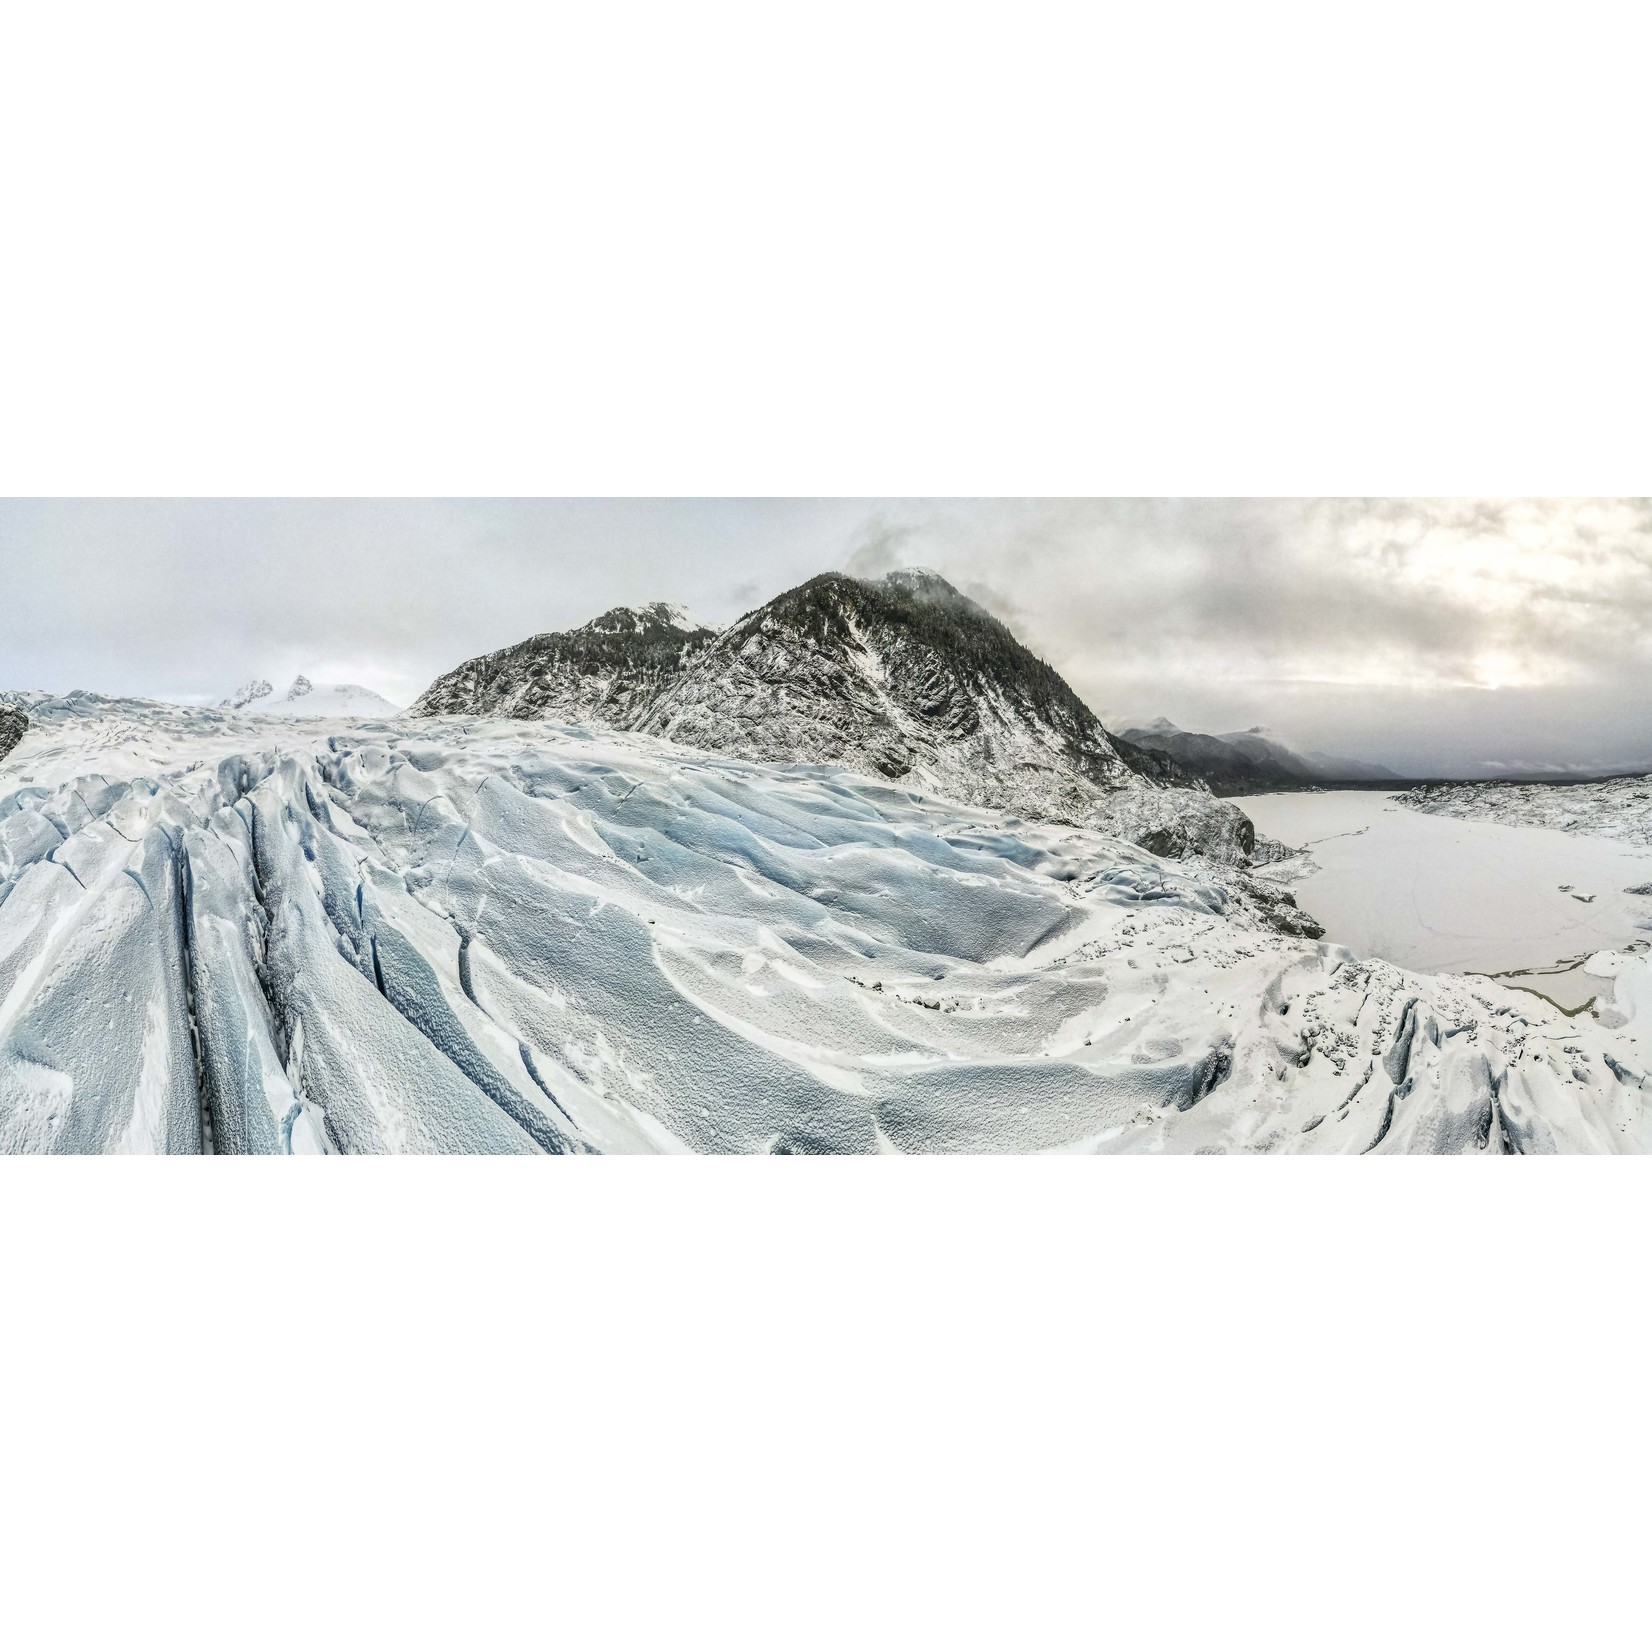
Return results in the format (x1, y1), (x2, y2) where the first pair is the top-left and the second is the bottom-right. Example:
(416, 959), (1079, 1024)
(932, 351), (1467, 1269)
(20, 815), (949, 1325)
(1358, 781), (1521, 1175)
(222, 678), (275, 710)
(2, 692), (1649, 1153)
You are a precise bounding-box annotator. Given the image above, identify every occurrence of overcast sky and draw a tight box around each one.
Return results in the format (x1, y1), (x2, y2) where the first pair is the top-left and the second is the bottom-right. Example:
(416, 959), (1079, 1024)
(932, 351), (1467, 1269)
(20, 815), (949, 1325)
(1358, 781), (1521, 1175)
(2, 497), (1648, 778)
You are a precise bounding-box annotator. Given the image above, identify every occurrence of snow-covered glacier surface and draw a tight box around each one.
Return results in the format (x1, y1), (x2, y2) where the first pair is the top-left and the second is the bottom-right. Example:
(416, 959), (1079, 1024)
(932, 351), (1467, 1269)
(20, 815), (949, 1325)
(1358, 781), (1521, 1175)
(2, 693), (1651, 1153)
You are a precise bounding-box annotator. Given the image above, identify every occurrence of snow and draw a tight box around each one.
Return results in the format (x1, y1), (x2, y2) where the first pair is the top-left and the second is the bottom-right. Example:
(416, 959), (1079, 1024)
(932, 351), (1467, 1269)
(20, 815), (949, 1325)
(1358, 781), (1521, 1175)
(2, 698), (1651, 1152)
(1586, 950), (1652, 1037)
(221, 675), (403, 718)
(585, 602), (708, 635)
(647, 602), (705, 633)
(1400, 774), (1652, 849)
(1242, 790), (1652, 976)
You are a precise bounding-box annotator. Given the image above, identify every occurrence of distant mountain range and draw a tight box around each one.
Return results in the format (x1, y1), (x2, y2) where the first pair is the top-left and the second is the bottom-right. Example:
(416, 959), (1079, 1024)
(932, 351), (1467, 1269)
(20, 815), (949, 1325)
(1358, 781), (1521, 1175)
(412, 569), (1309, 893)
(1118, 717), (1401, 794)
(221, 675), (403, 719)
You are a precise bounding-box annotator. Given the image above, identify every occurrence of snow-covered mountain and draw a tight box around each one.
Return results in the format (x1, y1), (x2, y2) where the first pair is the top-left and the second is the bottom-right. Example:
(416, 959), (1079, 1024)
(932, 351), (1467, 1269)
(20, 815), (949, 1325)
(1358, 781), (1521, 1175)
(414, 570), (1266, 869)
(412, 603), (717, 724)
(5, 690), (1647, 1153)
(221, 675), (403, 719)
(639, 568), (1172, 794)
(1120, 717), (1401, 793)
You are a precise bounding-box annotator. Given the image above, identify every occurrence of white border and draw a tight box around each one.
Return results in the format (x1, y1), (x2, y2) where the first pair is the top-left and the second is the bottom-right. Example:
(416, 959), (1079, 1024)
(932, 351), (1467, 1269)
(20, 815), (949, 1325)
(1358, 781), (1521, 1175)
(3, 3), (1649, 1647)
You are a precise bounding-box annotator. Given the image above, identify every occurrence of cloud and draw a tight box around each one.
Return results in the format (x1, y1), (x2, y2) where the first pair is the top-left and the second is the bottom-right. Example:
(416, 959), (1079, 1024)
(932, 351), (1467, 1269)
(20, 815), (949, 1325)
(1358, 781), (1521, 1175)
(726, 578), (766, 614)
(842, 515), (918, 581)
(816, 497), (1652, 776)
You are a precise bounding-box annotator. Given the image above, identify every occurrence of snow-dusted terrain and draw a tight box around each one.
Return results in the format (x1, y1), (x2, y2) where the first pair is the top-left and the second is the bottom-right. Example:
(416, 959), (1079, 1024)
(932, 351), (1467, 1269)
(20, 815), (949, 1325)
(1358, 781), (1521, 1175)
(416, 570), (1264, 870)
(1400, 775), (1652, 850)
(222, 675), (403, 718)
(413, 603), (717, 726)
(3, 692), (1650, 1153)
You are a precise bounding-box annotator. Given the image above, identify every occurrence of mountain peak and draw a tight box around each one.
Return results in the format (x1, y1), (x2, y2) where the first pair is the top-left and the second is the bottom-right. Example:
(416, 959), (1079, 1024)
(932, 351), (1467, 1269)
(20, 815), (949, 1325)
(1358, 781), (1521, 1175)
(876, 566), (963, 602)
(220, 676), (402, 719)
(578, 601), (711, 640)
(222, 678), (275, 710)
(0, 699), (27, 763)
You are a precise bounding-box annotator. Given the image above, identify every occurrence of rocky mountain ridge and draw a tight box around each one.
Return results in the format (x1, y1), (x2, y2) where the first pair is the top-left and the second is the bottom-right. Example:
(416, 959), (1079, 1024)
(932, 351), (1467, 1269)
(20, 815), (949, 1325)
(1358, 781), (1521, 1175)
(221, 676), (403, 718)
(1120, 717), (1401, 794)
(413, 601), (717, 726)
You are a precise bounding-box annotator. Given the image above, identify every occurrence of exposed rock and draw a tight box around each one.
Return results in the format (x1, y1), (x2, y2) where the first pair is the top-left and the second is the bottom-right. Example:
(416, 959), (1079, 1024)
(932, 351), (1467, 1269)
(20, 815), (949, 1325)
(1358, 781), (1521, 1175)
(0, 700), (26, 763)
(643, 571), (1165, 791)
(221, 678), (274, 710)
(412, 601), (716, 724)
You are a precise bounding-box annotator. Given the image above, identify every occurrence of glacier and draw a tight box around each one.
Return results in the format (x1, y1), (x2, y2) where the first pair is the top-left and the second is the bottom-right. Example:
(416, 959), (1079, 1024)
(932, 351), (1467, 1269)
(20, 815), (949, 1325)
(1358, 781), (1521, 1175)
(1, 691), (1650, 1153)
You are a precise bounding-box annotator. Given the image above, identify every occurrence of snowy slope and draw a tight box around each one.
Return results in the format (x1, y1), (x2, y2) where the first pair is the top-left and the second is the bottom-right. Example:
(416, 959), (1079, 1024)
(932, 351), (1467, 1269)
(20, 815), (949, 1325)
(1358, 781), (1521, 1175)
(2, 693), (1649, 1153)
(222, 675), (404, 718)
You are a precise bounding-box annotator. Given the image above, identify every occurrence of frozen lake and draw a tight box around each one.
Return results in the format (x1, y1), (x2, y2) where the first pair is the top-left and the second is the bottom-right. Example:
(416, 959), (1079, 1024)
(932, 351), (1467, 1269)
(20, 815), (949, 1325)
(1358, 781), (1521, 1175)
(1243, 790), (1652, 1004)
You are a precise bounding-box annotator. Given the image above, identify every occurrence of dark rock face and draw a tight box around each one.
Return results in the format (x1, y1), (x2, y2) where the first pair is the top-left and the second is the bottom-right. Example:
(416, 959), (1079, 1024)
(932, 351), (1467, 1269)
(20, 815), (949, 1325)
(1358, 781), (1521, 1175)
(638, 570), (1195, 819)
(411, 602), (717, 724)
(0, 701), (26, 763)
(1235, 875), (1325, 940)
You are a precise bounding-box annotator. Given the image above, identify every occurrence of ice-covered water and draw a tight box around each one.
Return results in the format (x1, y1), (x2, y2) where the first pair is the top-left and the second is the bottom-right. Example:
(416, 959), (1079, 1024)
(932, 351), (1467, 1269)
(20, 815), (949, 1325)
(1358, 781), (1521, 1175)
(1243, 790), (1652, 977)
